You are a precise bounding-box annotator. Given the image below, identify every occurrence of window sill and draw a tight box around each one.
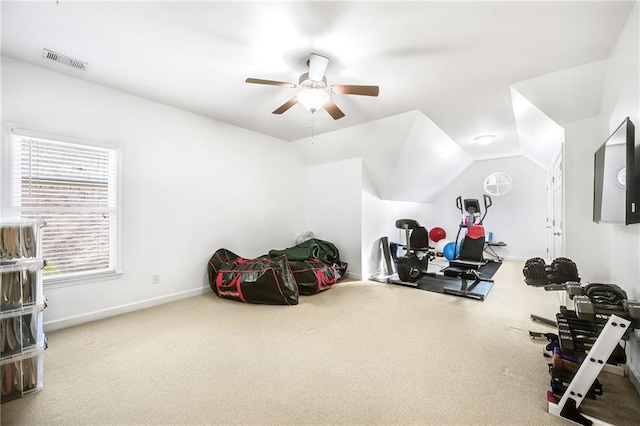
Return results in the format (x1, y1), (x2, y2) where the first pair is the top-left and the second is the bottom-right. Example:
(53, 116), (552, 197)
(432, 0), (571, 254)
(44, 270), (123, 289)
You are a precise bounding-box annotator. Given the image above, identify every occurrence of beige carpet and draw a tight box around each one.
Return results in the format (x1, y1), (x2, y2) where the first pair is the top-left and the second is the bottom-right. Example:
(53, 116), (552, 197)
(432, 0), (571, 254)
(2, 260), (640, 425)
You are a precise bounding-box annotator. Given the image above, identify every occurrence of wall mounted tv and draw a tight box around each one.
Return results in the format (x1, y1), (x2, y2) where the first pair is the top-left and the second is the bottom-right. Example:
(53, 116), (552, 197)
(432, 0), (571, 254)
(593, 117), (639, 224)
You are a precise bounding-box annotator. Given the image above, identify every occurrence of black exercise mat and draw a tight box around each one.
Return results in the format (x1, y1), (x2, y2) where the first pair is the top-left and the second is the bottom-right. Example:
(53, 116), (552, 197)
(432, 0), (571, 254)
(389, 260), (503, 300)
(416, 274), (494, 299)
(416, 273), (460, 294)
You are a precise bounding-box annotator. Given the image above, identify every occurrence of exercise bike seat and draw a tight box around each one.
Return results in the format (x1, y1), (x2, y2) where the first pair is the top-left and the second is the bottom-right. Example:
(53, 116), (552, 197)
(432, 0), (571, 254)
(409, 226), (431, 251)
(395, 220), (432, 252)
(395, 219), (420, 230)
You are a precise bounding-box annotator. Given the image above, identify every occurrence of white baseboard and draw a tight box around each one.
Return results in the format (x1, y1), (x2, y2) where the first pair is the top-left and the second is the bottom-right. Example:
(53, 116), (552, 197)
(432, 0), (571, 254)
(44, 286), (211, 332)
(345, 271), (362, 280)
(502, 255), (529, 261)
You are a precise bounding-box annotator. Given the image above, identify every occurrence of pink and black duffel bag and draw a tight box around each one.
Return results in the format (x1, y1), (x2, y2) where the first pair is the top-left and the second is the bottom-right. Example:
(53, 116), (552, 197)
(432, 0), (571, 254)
(207, 249), (298, 305)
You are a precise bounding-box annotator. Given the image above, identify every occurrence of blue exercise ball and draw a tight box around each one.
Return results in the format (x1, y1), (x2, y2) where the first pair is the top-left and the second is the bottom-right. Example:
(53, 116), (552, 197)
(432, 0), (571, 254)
(443, 242), (460, 261)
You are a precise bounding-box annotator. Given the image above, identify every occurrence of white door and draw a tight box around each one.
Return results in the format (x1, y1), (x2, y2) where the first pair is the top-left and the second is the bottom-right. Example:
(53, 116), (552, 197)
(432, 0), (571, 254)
(547, 150), (564, 261)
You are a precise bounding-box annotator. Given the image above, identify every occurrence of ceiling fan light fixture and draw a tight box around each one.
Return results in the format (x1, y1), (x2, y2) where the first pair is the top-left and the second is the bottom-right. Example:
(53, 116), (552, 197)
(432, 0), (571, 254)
(297, 89), (330, 112)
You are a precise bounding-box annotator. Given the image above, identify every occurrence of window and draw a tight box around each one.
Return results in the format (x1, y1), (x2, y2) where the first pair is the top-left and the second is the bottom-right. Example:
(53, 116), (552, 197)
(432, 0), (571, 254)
(484, 172), (512, 197)
(8, 129), (119, 282)
(617, 167), (626, 188)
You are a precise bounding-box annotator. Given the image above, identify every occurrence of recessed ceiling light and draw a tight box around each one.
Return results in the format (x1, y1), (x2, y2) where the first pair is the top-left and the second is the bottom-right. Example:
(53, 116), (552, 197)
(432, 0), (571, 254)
(473, 134), (496, 145)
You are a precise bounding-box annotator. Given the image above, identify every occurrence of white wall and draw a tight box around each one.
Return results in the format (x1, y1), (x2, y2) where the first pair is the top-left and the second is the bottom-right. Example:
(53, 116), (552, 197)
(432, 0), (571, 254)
(565, 0), (640, 298)
(361, 167), (437, 278)
(1, 57), (305, 330)
(598, 0), (640, 302)
(600, 2), (640, 394)
(303, 157), (362, 278)
(429, 155), (548, 260)
(564, 117), (608, 282)
(564, 1), (640, 393)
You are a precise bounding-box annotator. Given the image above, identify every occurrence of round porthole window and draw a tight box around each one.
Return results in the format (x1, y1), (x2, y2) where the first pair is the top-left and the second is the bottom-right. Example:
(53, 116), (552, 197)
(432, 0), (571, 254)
(484, 172), (512, 197)
(617, 167), (626, 187)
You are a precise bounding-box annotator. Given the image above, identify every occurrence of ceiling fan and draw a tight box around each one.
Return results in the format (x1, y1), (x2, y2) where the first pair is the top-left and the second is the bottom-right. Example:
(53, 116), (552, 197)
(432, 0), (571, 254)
(245, 53), (379, 120)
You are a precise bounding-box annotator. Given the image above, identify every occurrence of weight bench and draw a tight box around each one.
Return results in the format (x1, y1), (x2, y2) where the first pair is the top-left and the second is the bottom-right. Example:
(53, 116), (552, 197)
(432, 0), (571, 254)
(484, 241), (506, 261)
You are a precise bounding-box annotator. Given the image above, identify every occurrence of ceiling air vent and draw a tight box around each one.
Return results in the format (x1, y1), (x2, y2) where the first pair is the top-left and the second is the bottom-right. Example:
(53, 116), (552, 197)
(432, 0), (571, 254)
(42, 49), (88, 71)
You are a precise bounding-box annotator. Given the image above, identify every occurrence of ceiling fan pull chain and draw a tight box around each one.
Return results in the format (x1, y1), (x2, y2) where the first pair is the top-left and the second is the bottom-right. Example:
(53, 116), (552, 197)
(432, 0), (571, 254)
(310, 112), (316, 144)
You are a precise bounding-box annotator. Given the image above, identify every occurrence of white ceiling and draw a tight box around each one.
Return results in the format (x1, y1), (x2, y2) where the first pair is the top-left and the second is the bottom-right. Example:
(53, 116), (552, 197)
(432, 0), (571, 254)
(0, 1), (635, 161)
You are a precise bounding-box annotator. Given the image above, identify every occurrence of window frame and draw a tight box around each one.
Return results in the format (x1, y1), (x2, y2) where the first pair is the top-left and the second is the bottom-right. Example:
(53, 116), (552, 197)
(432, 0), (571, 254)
(616, 167), (626, 188)
(483, 171), (512, 197)
(2, 123), (123, 286)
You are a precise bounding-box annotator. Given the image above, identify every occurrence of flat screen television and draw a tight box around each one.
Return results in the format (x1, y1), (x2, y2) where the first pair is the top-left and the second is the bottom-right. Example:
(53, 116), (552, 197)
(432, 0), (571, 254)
(593, 117), (639, 224)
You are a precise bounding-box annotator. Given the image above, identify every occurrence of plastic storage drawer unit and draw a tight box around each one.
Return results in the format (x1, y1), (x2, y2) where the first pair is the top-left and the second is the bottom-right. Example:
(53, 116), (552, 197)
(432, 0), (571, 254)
(1, 350), (44, 403)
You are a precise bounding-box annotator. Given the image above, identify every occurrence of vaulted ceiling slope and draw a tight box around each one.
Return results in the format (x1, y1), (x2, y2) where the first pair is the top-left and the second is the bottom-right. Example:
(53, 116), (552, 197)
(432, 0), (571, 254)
(0, 1), (634, 163)
(294, 111), (474, 203)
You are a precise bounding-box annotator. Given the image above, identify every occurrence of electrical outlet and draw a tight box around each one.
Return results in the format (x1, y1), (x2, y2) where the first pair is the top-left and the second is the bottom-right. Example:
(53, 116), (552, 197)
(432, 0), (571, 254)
(152, 274), (160, 284)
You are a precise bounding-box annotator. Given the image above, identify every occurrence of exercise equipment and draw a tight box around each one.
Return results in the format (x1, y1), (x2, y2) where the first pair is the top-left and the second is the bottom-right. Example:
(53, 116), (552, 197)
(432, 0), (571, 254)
(483, 241), (506, 261)
(560, 282), (640, 331)
(379, 236), (394, 276)
(548, 314), (631, 426)
(549, 352), (604, 400)
(392, 219), (434, 283)
(453, 194), (492, 262)
(524, 257), (581, 326)
(428, 227), (446, 243)
(381, 207), (501, 299)
(440, 194), (496, 300)
(527, 270), (640, 425)
(525, 263), (640, 329)
(523, 257), (580, 287)
(440, 267), (493, 300)
(442, 242), (459, 261)
(434, 239), (452, 254)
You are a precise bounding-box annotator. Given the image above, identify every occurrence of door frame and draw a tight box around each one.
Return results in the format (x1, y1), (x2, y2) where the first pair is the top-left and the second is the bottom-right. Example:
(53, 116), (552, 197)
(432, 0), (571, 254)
(547, 144), (565, 262)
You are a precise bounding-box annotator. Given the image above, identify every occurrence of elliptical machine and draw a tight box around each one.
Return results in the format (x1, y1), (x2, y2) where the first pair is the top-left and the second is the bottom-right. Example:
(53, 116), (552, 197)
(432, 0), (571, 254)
(453, 194), (492, 264)
(441, 194), (494, 300)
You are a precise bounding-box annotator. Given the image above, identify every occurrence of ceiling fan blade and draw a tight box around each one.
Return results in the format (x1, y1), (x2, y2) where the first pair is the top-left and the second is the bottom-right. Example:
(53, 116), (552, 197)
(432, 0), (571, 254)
(324, 100), (345, 120)
(331, 85), (380, 97)
(246, 78), (296, 88)
(272, 97), (299, 114)
(308, 53), (329, 82)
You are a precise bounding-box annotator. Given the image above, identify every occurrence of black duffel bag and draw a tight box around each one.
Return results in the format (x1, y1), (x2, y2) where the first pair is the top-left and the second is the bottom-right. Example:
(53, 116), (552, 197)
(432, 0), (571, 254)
(207, 248), (298, 305)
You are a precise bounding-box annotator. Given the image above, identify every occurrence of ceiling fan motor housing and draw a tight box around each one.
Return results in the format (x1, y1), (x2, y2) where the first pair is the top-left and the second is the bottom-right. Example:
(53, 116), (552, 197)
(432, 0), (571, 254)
(299, 73), (328, 89)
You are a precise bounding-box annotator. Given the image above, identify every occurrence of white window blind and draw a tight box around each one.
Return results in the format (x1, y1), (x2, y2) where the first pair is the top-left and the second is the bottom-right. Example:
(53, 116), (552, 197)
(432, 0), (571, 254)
(10, 131), (119, 281)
